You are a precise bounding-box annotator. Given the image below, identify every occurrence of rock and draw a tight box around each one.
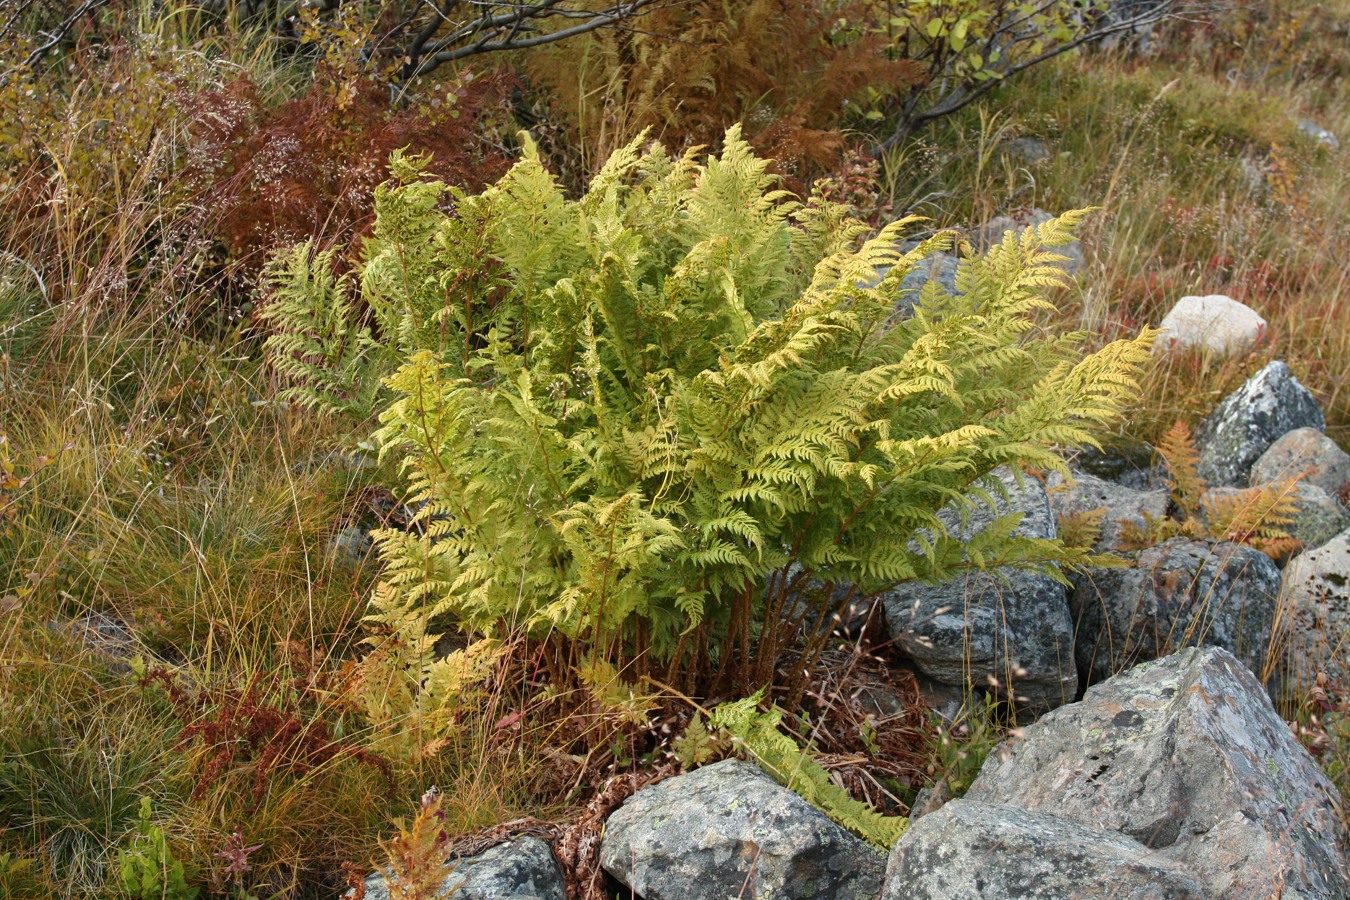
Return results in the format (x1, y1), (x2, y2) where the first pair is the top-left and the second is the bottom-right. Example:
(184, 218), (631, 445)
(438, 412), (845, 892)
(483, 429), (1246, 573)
(1200, 483), (1348, 552)
(1251, 427), (1350, 496)
(907, 781), (952, 822)
(355, 836), (566, 900)
(1155, 294), (1267, 356)
(1194, 360), (1325, 488)
(1279, 528), (1350, 689)
(1001, 136), (1053, 166)
(599, 759), (885, 900)
(894, 250), (960, 317)
(857, 237), (961, 323)
(1069, 538), (1280, 684)
(1065, 438), (1163, 490)
(1239, 155), (1270, 198)
(329, 525), (374, 565)
(882, 799), (1205, 899)
(1045, 469), (1170, 551)
(1298, 119), (1340, 150)
(882, 467), (1078, 711)
(967, 647), (1350, 899)
(972, 209), (1085, 276)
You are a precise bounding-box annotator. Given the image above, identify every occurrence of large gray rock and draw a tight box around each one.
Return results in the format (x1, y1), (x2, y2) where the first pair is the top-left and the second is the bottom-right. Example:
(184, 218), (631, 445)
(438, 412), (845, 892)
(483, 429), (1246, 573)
(882, 468), (1077, 710)
(355, 836), (565, 900)
(1251, 427), (1350, 496)
(1298, 119), (1340, 150)
(1155, 294), (1267, 356)
(972, 208), (1085, 276)
(1279, 528), (1350, 689)
(1001, 136), (1053, 166)
(1070, 538), (1280, 684)
(1045, 469), (1170, 551)
(882, 799), (1205, 899)
(599, 759), (885, 900)
(1067, 438), (1163, 490)
(967, 647), (1350, 899)
(1194, 361), (1325, 488)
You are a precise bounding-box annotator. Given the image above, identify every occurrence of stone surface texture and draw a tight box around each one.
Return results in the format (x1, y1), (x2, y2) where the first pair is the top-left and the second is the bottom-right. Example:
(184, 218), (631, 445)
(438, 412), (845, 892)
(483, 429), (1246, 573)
(356, 836), (565, 900)
(1156, 294), (1267, 355)
(1194, 361), (1325, 488)
(882, 799), (1205, 899)
(882, 468), (1077, 710)
(1002, 136), (1053, 166)
(1068, 439), (1163, 490)
(1250, 427), (1350, 496)
(1045, 469), (1170, 551)
(1298, 119), (1341, 149)
(967, 647), (1350, 899)
(599, 759), (885, 900)
(1069, 538), (1279, 684)
(1280, 527), (1350, 688)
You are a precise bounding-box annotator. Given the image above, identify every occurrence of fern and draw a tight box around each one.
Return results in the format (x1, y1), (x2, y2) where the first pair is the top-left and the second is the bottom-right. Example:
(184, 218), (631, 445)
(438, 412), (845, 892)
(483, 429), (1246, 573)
(1202, 478), (1303, 558)
(1156, 420), (1206, 518)
(267, 127), (1155, 699)
(376, 788), (459, 900)
(709, 692), (907, 850)
(260, 243), (381, 417)
(1124, 419), (1302, 557)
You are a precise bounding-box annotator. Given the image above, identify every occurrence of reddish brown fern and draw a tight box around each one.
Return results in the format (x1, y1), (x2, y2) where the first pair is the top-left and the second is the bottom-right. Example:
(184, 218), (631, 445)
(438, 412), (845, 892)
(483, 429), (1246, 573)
(184, 64), (513, 278)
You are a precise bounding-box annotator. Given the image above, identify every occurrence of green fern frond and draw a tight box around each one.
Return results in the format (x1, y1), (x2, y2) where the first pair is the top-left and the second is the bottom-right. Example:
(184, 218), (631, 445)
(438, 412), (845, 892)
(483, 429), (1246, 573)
(710, 693), (907, 850)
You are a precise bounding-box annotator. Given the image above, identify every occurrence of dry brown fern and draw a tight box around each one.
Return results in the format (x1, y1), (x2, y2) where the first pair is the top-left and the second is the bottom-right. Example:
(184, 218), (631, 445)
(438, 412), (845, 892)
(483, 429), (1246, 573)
(1156, 419), (1207, 519)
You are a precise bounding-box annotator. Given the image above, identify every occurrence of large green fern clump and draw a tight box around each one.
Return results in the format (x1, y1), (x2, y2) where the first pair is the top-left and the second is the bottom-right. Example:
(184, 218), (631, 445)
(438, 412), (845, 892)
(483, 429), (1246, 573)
(265, 125), (1153, 696)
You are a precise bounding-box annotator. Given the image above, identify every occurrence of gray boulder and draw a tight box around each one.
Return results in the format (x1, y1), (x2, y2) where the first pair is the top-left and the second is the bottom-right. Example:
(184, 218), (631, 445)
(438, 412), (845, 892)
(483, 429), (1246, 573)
(1194, 360), (1325, 488)
(968, 647), (1350, 899)
(882, 468), (1077, 711)
(1155, 294), (1267, 356)
(1279, 527), (1350, 689)
(862, 242), (962, 323)
(1070, 538), (1279, 684)
(1251, 427), (1350, 496)
(1066, 438), (1163, 490)
(894, 250), (960, 318)
(972, 208), (1085, 276)
(1298, 119), (1340, 150)
(1045, 469), (1169, 551)
(355, 836), (565, 900)
(1001, 136), (1053, 166)
(599, 759), (885, 900)
(882, 799), (1205, 899)
(329, 525), (374, 565)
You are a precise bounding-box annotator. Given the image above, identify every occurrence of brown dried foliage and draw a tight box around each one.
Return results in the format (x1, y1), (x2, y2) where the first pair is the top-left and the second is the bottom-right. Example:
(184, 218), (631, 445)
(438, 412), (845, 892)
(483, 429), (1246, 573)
(790, 646), (931, 815)
(185, 64), (513, 278)
(141, 644), (394, 801)
(527, 0), (922, 188)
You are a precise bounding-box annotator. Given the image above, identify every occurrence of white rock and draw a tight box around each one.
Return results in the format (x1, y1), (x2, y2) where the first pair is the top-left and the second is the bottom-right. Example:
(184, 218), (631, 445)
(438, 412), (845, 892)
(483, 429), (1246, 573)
(1298, 120), (1340, 150)
(1280, 527), (1350, 688)
(1156, 294), (1266, 355)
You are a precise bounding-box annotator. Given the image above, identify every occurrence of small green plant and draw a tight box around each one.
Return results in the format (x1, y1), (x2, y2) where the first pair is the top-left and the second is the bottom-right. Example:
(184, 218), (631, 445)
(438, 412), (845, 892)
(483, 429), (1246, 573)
(115, 798), (200, 900)
(708, 692), (908, 849)
(923, 694), (1002, 797)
